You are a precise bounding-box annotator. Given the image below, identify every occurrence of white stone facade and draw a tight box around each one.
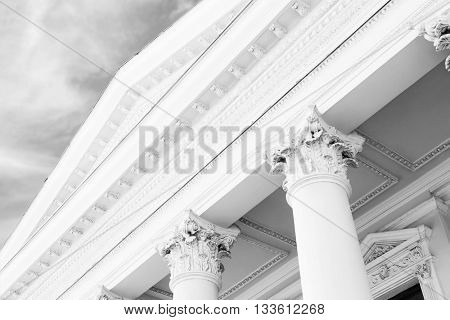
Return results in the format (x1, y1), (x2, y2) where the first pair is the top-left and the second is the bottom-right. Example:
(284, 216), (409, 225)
(0, 0), (449, 300)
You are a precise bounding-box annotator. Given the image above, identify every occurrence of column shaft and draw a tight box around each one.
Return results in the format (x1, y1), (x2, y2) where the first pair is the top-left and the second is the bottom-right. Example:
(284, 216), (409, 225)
(269, 105), (372, 299)
(171, 273), (220, 300)
(288, 175), (371, 299)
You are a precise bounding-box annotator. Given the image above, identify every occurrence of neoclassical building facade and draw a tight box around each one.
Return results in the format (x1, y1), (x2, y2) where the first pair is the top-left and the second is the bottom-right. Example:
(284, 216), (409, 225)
(1, 0), (449, 300)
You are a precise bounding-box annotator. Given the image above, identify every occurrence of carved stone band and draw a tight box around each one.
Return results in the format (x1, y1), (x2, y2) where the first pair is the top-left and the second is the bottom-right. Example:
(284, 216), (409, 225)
(268, 105), (364, 193)
(158, 210), (240, 292)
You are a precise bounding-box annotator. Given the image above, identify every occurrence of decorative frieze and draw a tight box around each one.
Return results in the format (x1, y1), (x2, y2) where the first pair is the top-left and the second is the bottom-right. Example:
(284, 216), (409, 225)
(368, 246), (423, 288)
(419, 13), (450, 71)
(363, 226), (445, 299)
(268, 106), (364, 191)
(365, 244), (396, 264)
(158, 210), (240, 291)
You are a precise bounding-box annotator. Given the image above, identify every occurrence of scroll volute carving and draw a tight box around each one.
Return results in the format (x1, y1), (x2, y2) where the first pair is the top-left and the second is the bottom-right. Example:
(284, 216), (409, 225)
(158, 210), (240, 281)
(268, 106), (364, 190)
(420, 14), (450, 71)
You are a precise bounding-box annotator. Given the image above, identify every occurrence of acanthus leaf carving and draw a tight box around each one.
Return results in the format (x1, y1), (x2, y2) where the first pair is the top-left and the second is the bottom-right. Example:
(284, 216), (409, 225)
(158, 210), (240, 290)
(365, 244), (397, 264)
(420, 13), (450, 71)
(414, 261), (432, 280)
(268, 106), (364, 191)
(368, 246), (424, 288)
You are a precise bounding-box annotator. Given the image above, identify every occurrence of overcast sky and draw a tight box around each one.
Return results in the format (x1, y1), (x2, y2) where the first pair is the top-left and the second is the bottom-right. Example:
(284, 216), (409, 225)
(0, 0), (201, 250)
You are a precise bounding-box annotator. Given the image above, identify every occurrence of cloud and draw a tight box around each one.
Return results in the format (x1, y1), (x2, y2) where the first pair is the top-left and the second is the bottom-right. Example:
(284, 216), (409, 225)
(0, 0), (201, 249)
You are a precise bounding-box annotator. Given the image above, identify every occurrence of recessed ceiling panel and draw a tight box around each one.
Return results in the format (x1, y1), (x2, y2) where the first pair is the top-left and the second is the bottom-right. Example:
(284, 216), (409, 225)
(358, 64), (450, 162)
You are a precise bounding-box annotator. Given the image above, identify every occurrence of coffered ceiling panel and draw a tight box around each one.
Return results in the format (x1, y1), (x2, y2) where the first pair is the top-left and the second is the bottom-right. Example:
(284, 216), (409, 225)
(357, 64), (450, 170)
(348, 156), (398, 212)
(243, 188), (296, 240)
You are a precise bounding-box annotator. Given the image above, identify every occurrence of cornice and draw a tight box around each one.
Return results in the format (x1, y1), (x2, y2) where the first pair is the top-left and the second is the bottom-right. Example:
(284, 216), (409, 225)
(92, 0), (395, 253)
(363, 225), (445, 299)
(23, 1), (390, 295)
(4, 0), (308, 298)
(16, 0), (318, 299)
(355, 158), (450, 235)
(380, 197), (448, 232)
(5, 0), (250, 283)
(24, 2), (247, 242)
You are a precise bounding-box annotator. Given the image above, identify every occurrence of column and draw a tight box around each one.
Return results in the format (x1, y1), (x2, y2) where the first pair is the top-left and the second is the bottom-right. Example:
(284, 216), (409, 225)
(158, 210), (240, 300)
(269, 106), (371, 299)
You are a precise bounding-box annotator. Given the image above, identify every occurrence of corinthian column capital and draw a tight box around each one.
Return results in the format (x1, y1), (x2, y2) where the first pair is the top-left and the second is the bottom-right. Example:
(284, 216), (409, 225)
(158, 210), (240, 292)
(268, 106), (364, 193)
(418, 12), (450, 71)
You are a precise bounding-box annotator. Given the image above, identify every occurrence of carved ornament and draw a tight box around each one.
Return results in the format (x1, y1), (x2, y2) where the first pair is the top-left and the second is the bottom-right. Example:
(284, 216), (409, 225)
(158, 211), (240, 290)
(268, 106), (364, 191)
